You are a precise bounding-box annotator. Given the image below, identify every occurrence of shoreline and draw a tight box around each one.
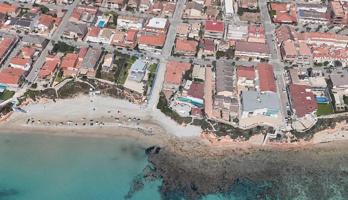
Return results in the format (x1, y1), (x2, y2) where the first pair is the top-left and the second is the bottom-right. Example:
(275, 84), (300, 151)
(0, 95), (347, 152)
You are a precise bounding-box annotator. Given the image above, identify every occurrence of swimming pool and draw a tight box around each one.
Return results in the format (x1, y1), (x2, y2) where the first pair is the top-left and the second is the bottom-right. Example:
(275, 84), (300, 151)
(97, 20), (106, 28)
(316, 96), (329, 103)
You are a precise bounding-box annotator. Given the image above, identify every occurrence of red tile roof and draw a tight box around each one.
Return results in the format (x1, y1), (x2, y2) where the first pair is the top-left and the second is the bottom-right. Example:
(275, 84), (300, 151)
(0, 3), (18, 14)
(257, 63), (276, 92)
(0, 68), (24, 85)
(39, 58), (59, 79)
(21, 46), (35, 58)
(87, 26), (101, 37)
(39, 14), (55, 27)
(10, 57), (30, 66)
(175, 38), (198, 53)
(0, 37), (14, 59)
(61, 53), (78, 69)
(203, 39), (215, 51)
(289, 84), (318, 117)
(270, 2), (288, 12)
(235, 41), (270, 54)
(126, 29), (138, 42)
(164, 61), (191, 85)
(205, 20), (224, 32)
(78, 47), (88, 59)
(237, 66), (255, 80)
(138, 33), (166, 47)
(187, 82), (204, 99)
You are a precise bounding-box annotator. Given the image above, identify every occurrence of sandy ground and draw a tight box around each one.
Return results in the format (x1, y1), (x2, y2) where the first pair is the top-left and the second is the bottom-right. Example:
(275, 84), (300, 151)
(1, 95), (348, 151)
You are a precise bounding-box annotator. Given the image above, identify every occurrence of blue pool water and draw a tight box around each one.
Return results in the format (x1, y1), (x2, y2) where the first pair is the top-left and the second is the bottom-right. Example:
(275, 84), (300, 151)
(97, 21), (106, 28)
(316, 96), (329, 103)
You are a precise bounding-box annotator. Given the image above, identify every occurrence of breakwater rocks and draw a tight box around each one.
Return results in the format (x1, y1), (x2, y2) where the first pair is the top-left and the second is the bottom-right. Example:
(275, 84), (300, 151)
(145, 143), (348, 200)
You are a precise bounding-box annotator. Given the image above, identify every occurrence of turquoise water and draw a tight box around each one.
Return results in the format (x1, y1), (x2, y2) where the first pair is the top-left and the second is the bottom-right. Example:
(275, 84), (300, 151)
(0, 134), (161, 200)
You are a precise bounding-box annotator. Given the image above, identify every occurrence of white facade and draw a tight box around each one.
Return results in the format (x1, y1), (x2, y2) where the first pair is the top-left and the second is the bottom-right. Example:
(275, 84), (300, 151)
(117, 17), (143, 30)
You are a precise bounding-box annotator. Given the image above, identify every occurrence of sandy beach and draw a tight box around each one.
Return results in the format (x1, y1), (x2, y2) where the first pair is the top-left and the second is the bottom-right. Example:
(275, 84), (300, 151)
(0, 95), (348, 151)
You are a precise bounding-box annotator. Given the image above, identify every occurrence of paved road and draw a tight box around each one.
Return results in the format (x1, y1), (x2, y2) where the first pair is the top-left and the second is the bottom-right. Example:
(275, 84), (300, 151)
(25, 0), (80, 84)
(259, 0), (288, 128)
(145, 0), (186, 111)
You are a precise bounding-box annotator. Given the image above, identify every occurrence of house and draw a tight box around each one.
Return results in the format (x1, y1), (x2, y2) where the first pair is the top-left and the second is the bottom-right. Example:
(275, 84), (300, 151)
(61, 53), (79, 77)
(192, 65), (205, 81)
(224, 0), (234, 17)
(139, 0), (152, 12)
(85, 26), (101, 43)
(9, 17), (34, 32)
(235, 41), (270, 59)
(0, 3), (19, 17)
(144, 17), (169, 34)
(238, 0), (258, 10)
(288, 84), (318, 118)
(330, 71), (348, 92)
(129, 59), (147, 82)
(63, 22), (88, 40)
(269, 2), (297, 24)
(181, 82), (205, 107)
(174, 38), (198, 56)
(204, 20), (225, 39)
(280, 40), (312, 65)
(188, 22), (201, 39)
(0, 68), (24, 90)
(102, 0), (125, 9)
(102, 53), (114, 72)
(257, 63), (276, 92)
(206, 6), (219, 19)
(36, 14), (55, 32)
(298, 32), (348, 48)
(248, 25), (266, 43)
(148, 1), (163, 15)
(127, 0), (139, 9)
(176, 23), (190, 38)
(226, 23), (248, 41)
(0, 37), (16, 66)
(240, 90), (280, 119)
(236, 66), (256, 91)
(162, 2), (176, 17)
(297, 9), (329, 25)
(9, 57), (31, 71)
(117, 16), (144, 30)
(215, 61), (235, 97)
(22, 35), (48, 48)
(79, 48), (102, 77)
(164, 61), (191, 90)
(183, 1), (206, 19)
(124, 29), (138, 48)
(202, 39), (215, 57)
(213, 95), (239, 121)
(70, 6), (98, 23)
(138, 33), (166, 54)
(20, 46), (36, 59)
(39, 57), (59, 80)
(329, 1), (346, 25)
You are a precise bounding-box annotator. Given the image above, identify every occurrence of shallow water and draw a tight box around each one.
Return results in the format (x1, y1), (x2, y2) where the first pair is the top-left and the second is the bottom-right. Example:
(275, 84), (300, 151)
(0, 133), (347, 200)
(0, 133), (161, 200)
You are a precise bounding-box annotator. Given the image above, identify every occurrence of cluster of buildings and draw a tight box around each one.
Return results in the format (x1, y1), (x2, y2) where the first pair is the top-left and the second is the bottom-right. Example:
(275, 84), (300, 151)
(269, 0), (348, 25)
(0, 2), (64, 36)
(61, 4), (172, 55)
(0, 34), (48, 90)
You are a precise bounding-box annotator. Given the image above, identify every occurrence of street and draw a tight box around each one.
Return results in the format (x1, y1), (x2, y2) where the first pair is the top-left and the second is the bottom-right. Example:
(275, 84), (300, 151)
(259, 0), (288, 129)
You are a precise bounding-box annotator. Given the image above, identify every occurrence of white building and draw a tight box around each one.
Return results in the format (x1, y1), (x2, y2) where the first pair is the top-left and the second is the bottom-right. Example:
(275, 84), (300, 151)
(117, 16), (144, 30)
(224, 0), (234, 17)
(226, 23), (248, 41)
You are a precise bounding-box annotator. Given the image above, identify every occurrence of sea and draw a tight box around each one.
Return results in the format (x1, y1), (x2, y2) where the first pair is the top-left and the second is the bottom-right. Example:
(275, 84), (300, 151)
(0, 133), (347, 200)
